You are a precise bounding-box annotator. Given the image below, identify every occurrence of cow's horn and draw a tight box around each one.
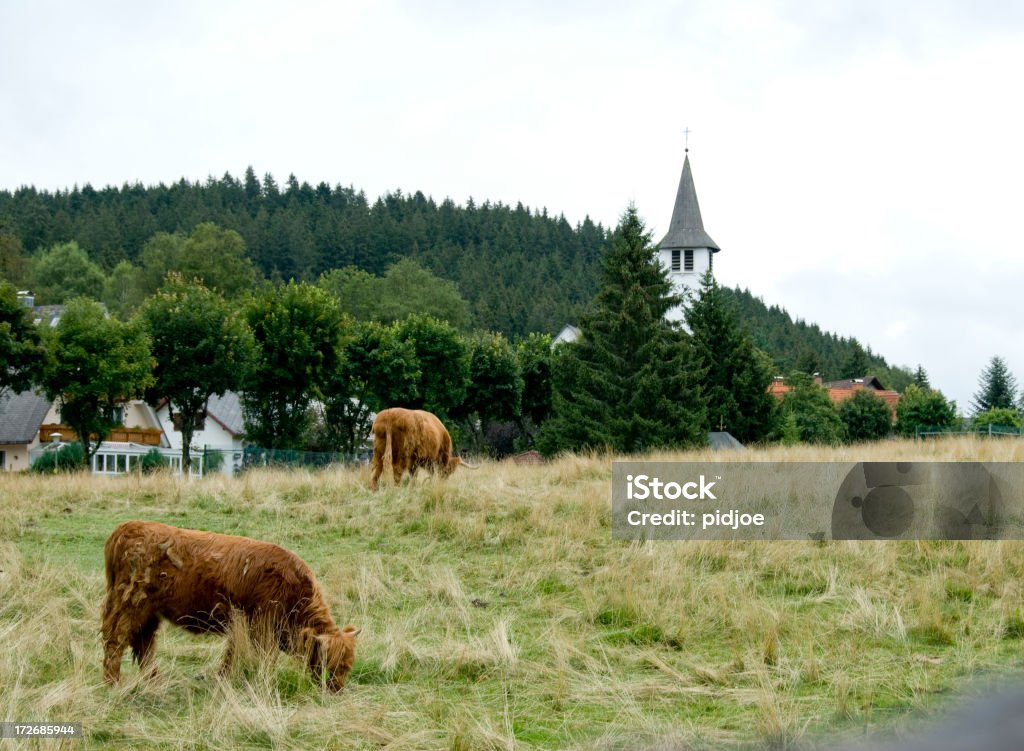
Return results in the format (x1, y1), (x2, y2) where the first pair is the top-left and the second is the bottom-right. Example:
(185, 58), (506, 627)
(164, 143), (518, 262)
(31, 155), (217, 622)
(459, 456), (480, 470)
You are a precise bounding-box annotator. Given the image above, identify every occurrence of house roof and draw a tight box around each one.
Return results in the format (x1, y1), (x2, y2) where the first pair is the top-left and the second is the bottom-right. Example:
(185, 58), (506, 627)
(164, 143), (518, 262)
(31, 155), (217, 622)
(822, 376), (889, 391)
(709, 431), (745, 450)
(660, 154), (720, 252)
(206, 391), (244, 436)
(0, 390), (52, 444)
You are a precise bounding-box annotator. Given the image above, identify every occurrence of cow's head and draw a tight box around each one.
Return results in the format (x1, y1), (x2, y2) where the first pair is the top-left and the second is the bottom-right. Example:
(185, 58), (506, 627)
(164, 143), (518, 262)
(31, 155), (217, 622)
(446, 455), (479, 476)
(304, 624), (359, 691)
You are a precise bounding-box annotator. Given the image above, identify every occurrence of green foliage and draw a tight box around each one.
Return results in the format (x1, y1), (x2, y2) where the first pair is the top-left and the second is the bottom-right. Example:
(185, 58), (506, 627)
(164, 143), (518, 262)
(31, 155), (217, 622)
(0, 233), (30, 286)
(0, 281), (45, 396)
(839, 342), (870, 379)
(838, 388), (892, 442)
(179, 223), (257, 298)
(971, 408), (1023, 431)
(538, 207), (707, 455)
(779, 372), (845, 445)
(780, 411), (800, 446)
(321, 259), (471, 329)
(41, 298), (154, 465)
(319, 321), (421, 454)
(895, 384), (958, 437)
(137, 224), (256, 300)
(242, 281), (344, 449)
(685, 271), (776, 443)
(0, 177), (605, 337)
(29, 442), (84, 473)
(516, 332), (554, 428)
(30, 241), (105, 303)
(102, 260), (146, 319)
(721, 287), (914, 389)
(140, 448), (166, 474)
(394, 314), (470, 419)
(457, 332), (523, 453)
(971, 356), (1019, 414)
(140, 276), (254, 470)
(460, 332), (522, 424)
(913, 365), (930, 389)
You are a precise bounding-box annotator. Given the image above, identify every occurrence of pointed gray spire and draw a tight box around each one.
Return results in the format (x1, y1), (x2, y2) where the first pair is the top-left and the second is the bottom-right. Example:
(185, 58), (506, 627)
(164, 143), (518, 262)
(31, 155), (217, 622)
(660, 154), (719, 251)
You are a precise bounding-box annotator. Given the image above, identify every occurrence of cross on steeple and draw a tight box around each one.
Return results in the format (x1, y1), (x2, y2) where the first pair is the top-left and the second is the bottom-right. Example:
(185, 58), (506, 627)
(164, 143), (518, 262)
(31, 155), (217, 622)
(683, 127), (692, 153)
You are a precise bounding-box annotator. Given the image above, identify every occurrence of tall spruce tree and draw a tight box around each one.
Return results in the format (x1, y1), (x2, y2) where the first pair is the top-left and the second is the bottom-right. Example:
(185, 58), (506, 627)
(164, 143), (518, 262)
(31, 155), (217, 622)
(913, 365), (930, 389)
(686, 271), (776, 443)
(537, 207), (706, 455)
(971, 356), (1019, 414)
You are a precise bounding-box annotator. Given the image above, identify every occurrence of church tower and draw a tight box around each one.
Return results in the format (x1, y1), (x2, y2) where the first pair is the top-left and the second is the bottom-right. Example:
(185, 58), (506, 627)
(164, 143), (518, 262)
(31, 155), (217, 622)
(658, 151), (719, 323)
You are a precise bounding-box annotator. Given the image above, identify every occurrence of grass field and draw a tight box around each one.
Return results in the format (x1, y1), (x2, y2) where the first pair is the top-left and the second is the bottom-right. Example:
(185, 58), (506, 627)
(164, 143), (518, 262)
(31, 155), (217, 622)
(2, 437), (1024, 750)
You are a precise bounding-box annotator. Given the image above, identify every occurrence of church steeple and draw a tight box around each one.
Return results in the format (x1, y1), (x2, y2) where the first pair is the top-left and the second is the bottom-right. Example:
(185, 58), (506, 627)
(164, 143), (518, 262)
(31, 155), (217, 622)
(658, 148), (719, 323)
(661, 154), (719, 252)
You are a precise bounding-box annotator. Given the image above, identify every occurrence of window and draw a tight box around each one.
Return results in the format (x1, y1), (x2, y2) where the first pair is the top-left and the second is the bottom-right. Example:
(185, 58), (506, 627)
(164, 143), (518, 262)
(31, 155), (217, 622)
(709, 253), (713, 273)
(684, 249), (694, 271)
(0, 450), (6, 470)
(670, 249), (680, 271)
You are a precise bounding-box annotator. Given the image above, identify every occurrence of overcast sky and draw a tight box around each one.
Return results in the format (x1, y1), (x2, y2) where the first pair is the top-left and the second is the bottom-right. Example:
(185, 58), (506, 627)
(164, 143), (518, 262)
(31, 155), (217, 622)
(2, 0), (1022, 411)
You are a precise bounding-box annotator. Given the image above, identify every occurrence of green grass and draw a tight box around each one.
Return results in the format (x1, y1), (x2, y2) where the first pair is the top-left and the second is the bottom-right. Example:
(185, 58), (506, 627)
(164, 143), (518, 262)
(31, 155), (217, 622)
(2, 438), (1024, 749)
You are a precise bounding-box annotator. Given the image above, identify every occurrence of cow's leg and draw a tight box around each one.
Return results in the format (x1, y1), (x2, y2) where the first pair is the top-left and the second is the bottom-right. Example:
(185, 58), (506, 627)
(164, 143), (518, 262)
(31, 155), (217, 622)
(370, 453), (383, 491)
(130, 615), (161, 678)
(102, 598), (152, 684)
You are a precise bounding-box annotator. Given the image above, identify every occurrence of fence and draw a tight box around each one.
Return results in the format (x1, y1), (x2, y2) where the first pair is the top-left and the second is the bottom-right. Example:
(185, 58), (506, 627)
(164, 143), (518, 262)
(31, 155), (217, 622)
(916, 424), (1024, 440)
(29, 442), (370, 478)
(238, 446), (367, 471)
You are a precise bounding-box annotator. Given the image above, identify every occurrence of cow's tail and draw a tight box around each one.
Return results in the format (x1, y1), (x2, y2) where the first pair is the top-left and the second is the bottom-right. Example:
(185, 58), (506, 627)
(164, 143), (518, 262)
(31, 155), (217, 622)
(381, 424), (394, 486)
(104, 523), (125, 589)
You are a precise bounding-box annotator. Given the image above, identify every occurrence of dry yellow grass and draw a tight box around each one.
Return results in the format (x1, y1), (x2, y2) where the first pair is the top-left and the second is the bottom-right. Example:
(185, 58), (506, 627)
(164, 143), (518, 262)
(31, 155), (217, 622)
(1, 437), (1023, 749)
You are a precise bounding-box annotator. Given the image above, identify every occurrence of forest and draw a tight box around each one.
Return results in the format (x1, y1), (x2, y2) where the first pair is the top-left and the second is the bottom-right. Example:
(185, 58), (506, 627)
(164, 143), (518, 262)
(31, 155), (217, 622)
(0, 168), (912, 386)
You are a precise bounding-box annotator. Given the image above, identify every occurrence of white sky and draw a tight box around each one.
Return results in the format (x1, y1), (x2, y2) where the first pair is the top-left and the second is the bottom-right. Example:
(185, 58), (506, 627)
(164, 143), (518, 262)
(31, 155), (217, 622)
(2, 0), (1022, 411)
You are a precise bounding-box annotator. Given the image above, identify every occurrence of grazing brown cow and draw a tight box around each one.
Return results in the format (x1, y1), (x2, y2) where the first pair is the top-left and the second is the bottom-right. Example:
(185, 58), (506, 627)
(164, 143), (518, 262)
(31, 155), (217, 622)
(102, 520), (358, 691)
(369, 407), (477, 490)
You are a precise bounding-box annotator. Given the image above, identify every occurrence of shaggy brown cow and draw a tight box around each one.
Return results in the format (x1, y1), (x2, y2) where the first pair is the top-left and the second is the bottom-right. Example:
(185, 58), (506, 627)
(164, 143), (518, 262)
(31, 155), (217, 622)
(369, 407), (477, 490)
(102, 520), (358, 691)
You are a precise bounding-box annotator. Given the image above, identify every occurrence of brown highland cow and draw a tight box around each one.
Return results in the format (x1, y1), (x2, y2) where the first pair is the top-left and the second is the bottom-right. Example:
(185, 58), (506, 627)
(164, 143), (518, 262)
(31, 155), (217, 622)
(101, 520), (358, 691)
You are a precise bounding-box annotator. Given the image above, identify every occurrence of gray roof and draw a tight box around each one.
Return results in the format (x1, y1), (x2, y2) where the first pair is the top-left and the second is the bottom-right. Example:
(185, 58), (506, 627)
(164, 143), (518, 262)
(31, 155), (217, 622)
(708, 431), (745, 450)
(206, 391), (244, 436)
(0, 390), (52, 444)
(660, 154), (720, 251)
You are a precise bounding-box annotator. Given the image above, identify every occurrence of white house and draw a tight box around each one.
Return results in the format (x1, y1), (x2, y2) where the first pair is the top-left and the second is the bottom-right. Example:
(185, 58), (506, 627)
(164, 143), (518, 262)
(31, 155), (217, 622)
(154, 391), (246, 476)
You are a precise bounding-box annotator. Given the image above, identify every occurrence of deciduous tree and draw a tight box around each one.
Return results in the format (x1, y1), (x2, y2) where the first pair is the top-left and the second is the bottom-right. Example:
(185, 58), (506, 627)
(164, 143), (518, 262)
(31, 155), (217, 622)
(141, 277), (254, 471)
(31, 241), (105, 303)
(242, 282), (343, 449)
(838, 389), (892, 442)
(779, 372), (844, 445)
(895, 384), (958, 437)
(42, 298), (153, 466)
(0, 281), (45, 398)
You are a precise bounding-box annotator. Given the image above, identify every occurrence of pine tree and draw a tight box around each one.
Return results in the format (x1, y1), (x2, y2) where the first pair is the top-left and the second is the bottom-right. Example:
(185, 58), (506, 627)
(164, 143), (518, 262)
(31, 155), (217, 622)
(971, 356), (1019, 414)
(686, 271), (776, 443)
(537, 206), (706, 455)
(840, 342), (870, 379)
(913, 365), (930, 389)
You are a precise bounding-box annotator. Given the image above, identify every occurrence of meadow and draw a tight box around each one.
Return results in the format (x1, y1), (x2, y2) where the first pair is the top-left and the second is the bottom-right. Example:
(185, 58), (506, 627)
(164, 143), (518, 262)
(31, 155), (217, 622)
(2, 437), (1024, 750)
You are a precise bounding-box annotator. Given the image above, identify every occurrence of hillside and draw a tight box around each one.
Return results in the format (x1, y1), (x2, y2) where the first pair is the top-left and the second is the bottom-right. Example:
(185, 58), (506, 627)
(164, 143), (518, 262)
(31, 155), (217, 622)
(1, 172), (912, 387)
(724, 286), (914, 389)
(0, 172), (605, 337)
